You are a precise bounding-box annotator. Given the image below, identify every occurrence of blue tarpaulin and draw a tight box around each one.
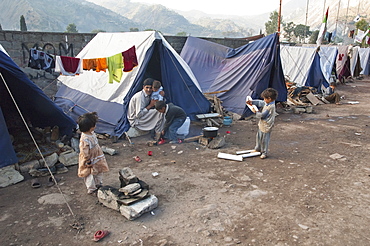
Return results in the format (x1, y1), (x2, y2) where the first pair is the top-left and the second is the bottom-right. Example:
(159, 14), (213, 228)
(180, 33), (287, 116)
(0, 50), (76, 168)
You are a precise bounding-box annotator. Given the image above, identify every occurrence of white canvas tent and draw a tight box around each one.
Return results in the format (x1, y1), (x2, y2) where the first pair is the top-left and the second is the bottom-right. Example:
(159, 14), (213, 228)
(280, 45), (328, 89)
(55, 31), (210, 136)
(359, 48), (370, 75)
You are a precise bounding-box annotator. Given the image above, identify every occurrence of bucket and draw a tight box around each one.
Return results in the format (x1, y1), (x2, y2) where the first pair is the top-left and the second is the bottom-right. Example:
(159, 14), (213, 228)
(223, 116), (232, 126)
(177, 117), (190, 137)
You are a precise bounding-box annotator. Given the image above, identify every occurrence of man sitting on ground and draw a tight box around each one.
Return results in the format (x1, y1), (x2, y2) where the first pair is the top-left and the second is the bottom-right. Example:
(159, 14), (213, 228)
(324, 82), (341, 105)
(155, 101), (187, 144)
(126, 78), (164, 138)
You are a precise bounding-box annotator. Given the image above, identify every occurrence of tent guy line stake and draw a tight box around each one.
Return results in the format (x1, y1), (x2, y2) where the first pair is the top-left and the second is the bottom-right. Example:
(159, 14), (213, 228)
(0, 72), (78, 221)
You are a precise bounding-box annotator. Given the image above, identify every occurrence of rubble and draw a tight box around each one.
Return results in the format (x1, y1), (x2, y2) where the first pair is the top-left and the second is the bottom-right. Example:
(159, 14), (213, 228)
(97, 167), (157, 220)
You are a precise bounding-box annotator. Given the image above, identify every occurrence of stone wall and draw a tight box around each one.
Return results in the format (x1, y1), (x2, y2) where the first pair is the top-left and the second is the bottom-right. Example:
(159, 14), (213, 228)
(0, 30), (249, 68)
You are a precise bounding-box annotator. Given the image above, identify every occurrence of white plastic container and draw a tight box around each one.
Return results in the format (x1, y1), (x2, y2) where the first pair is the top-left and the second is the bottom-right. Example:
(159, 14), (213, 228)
(177, 117), (190, 138)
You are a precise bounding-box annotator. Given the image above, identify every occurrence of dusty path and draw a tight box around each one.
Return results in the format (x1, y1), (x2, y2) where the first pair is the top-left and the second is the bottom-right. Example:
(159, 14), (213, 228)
(1, 77), (370, 245)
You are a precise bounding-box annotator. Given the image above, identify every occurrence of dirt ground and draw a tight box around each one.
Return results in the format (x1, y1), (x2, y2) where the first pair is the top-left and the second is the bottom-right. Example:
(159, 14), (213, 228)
(1, 76), (370, 246)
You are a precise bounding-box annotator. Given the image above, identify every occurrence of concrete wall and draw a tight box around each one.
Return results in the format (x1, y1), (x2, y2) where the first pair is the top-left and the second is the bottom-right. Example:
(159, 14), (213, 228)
(0, 30), (249, 68)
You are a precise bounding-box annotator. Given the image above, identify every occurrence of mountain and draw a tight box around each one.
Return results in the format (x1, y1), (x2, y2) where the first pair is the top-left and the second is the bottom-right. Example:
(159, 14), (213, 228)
(0, 0), (368, 39)
(85, 0), (253, 37)
(0, 0), (139, 32)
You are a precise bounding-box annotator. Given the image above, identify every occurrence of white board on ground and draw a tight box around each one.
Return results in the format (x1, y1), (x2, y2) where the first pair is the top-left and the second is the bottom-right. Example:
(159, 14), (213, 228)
(217, 152), (243, 162)
(236, 149), (255, 155)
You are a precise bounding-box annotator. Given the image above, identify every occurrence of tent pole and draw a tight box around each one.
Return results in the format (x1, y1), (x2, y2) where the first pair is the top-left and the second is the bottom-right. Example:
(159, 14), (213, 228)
(343, 0), (350, 36)
(334, 0), (341, 43)
(278, 0), (282, 38)
(304, 0), (310, 43)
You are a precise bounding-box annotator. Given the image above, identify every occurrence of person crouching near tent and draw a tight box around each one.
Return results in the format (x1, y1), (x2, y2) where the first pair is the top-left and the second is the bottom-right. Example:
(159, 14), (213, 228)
(324, 82), (341, 105)
(155, 101), (186, 144)
(127, 78), (164, 140)
(246, 88), (278, 159)
(77, 112), (109, 195)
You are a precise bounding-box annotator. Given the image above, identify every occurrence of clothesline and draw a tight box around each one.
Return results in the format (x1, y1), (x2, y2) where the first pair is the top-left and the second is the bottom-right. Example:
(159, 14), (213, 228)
(29, 46), (138, 84)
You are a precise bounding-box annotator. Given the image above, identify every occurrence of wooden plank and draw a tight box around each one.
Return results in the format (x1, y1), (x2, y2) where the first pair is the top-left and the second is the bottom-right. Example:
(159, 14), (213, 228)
(236, 149), (256, 155)
(305, 92), (323, 105)
(183, 135), (202, 143)
(241, 152), (261, 158)
(203, 90), (229, 95)
(209, 118), (220, 127)
(196, 113), (222, 119)
(217, 152), (243, 162)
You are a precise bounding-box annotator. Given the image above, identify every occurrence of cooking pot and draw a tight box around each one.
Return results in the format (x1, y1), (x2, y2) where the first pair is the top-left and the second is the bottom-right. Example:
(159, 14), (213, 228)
(203, 127), (219, 138)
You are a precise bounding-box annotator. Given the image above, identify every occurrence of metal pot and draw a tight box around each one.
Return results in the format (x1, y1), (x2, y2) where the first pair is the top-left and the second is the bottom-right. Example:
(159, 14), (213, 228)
(203, 127), (219, 138)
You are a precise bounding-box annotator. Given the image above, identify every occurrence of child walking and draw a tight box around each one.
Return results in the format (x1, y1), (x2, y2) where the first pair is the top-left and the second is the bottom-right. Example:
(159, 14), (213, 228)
(77, 112), (109, 195)
(246, 88), (278, 159)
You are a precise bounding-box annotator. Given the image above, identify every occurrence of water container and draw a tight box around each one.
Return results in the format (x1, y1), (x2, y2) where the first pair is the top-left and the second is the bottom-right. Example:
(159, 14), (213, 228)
(177, 117), (190, 137)
(223, 116), (232, 126)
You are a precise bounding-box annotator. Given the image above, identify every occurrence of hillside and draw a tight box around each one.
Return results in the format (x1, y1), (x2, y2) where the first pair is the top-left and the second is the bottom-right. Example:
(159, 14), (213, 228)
(0, 0), (139, 33)
(0, 0), (368, 38)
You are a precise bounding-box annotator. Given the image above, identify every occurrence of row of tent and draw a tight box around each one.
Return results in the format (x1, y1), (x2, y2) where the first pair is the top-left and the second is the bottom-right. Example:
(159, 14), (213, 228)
(1, 31), (370, 168)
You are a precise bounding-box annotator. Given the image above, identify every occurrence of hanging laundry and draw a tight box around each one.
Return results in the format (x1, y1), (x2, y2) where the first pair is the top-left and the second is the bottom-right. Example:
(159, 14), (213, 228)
(107, 53), (123, 83)
(55, 55), (82, 76)
(82, 57), (108, 72)
(122, 46), (138, 72)
(28, 48), (55, 72)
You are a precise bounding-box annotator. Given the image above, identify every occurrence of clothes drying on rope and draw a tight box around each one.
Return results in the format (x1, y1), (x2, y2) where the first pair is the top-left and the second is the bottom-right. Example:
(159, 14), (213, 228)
(57, 46), (138, 83)
(28, 48), (55, 72)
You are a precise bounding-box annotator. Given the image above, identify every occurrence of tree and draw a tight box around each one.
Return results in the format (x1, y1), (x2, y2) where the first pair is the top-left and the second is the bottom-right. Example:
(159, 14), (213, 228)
(91, 29), (106, 33)
(65, 23), (78, 33)
(309, 30), (319, 44)
(265, 11), (280, 35)
(176, 31), (187, 36)
(293, 24), (311, 43)
(0, 23), (2, 31)
(130, 27), (139, 32)
(20, 15), (27, 32)
(283, 22), (296, 42)
(355, 19), (369, 31)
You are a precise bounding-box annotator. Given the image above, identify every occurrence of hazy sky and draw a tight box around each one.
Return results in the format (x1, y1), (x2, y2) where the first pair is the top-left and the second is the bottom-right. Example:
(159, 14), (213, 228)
(131, 0), (293, 16)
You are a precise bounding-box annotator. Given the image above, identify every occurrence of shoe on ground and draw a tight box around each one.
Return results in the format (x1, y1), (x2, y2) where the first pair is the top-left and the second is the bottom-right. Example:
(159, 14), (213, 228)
(250, 149), (260, 153)
(88, 189), (98, 196)
(93, 230), (110, 242)
(260, 154), (267, 159)
(157, 138), (166, 145)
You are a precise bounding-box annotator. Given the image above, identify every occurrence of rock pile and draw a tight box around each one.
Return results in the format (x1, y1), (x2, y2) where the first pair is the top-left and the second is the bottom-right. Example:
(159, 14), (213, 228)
(97, 167), (158, 220)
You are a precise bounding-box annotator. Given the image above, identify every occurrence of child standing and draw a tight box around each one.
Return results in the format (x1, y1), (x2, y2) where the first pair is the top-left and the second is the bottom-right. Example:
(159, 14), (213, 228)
(77, 112), (109, 195)
(151, 80), (165, 101)
(246, 88), (278, 159)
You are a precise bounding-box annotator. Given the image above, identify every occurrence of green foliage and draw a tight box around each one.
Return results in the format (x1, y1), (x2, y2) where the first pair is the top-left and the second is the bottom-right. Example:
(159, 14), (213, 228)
(91, 29), (106, 33)
(355, 19), (369, 31)
(65, 23), (78, 33)
(283, 22), (296, 42)
(294, 24), (311, 43)
(265, 11), (280, 35)
(20, 15), (27, 32)
(130, 27), (139, 32)
(176, 31), (187, 36)
(309, 30), (319, 44)
(144, 29), (155, 31)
